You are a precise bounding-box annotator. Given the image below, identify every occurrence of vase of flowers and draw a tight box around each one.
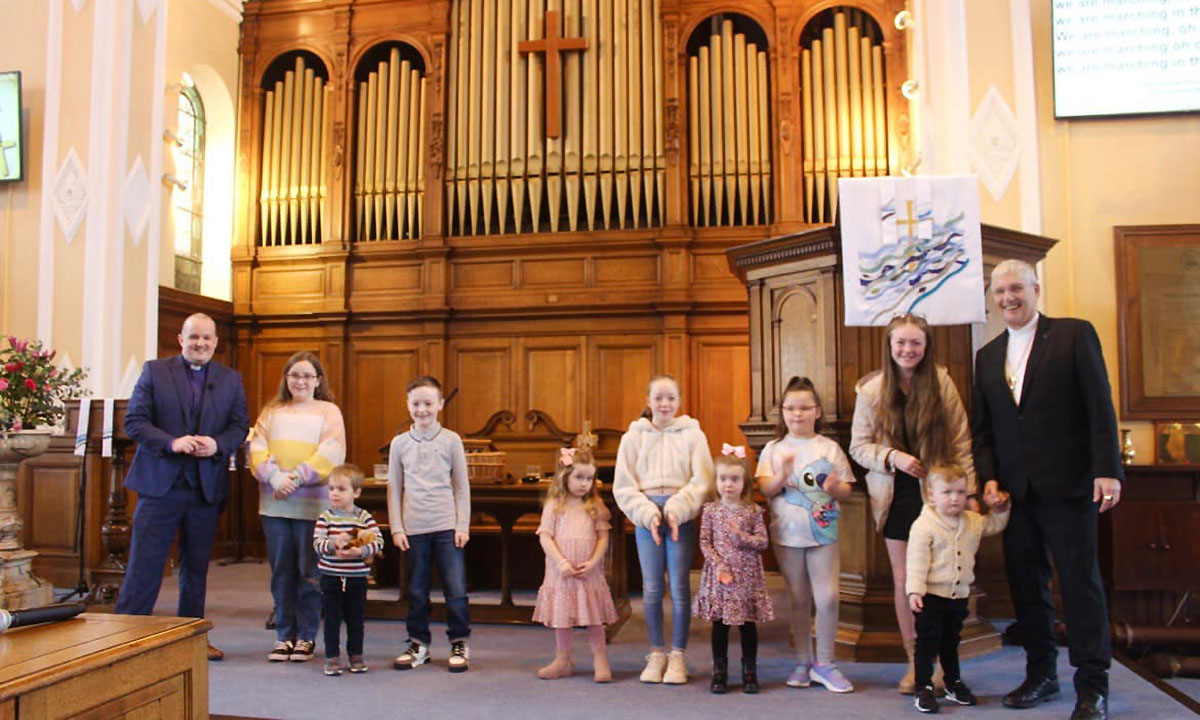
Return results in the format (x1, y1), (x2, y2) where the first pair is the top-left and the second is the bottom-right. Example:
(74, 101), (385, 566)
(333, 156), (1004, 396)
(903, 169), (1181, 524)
(0, 335), (87, 608)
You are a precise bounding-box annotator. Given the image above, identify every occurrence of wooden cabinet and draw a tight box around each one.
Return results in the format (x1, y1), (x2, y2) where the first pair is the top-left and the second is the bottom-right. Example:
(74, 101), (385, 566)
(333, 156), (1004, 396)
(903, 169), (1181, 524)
(1102, 464), (1200, 624)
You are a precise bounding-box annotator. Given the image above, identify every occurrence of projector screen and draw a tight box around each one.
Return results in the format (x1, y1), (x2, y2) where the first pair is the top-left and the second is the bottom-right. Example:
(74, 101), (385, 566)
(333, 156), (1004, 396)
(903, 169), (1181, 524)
(1052, 0), (1200, 118)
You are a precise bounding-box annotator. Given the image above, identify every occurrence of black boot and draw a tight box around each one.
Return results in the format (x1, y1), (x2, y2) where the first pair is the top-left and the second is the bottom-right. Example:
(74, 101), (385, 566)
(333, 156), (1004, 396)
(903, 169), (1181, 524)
(742, 658), (760, 694)
(710, 657), (728, 694)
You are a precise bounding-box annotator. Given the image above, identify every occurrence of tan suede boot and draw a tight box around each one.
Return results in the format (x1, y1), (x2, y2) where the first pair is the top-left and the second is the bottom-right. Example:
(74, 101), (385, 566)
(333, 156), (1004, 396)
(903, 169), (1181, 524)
(899, 637), (917, 694)
(593, 649), (612, 683)
(537, 652), (574, 679)
(932, 658), (946, 695)
(662, 649), (688, 684)
(640, 649), (668, 683)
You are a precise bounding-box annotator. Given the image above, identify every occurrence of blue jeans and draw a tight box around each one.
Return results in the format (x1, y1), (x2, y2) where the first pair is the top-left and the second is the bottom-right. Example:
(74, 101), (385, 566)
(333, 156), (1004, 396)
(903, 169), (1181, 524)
(406, 529), (470, 645)
(634, 496), (697, 650)
(262, 516), (321, 643)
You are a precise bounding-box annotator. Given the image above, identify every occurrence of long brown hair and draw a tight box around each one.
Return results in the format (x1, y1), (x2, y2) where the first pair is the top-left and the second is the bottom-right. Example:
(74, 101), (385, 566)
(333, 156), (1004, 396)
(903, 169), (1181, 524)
(878, 314), (951, 466)
(773, 376), (826, 439)
(271, 351), (334, 406)
(545, 448), (603, 517)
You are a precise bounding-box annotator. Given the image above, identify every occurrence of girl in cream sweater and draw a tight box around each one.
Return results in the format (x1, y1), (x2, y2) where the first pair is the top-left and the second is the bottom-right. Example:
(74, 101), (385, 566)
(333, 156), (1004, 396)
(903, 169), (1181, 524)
(614, 375), (714, 685)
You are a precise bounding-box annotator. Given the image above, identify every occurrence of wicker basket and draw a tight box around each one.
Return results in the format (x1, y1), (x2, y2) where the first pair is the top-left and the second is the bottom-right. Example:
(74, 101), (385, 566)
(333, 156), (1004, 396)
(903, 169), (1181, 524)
(467, 451), (507, 483)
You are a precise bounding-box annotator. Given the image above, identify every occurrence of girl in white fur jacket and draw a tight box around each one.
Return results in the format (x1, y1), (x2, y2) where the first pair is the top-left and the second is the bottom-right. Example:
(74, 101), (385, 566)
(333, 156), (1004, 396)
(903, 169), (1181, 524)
(614, 375), (714, 685)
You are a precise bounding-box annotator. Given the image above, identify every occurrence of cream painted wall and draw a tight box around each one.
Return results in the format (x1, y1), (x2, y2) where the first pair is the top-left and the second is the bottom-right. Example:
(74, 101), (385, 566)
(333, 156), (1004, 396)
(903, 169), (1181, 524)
(0, 0), (48, 343)
(0, 0), (240, 398)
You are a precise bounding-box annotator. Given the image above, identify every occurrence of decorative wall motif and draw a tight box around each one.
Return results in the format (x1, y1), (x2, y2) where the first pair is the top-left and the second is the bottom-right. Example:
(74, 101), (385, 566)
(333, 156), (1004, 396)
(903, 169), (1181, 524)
(52, 148), (88, 243)
(968, 85), (1020, 202)
(121, 156), (151, 244)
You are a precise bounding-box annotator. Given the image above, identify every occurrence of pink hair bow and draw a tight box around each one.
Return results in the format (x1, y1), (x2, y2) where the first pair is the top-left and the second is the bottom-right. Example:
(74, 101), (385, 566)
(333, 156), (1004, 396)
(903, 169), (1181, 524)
(559, 447), (577, 466)
(721, 443), (746, 458)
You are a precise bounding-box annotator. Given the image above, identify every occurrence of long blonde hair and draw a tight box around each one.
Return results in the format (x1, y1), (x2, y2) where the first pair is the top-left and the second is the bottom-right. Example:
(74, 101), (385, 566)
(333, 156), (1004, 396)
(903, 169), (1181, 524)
(878, 314), (951, 467)
(545, 448), (603, 517)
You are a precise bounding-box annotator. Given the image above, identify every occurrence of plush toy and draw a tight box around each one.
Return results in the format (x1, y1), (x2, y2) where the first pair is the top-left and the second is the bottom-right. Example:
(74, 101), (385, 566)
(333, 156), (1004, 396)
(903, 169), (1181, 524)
(340, 528), (382, 553)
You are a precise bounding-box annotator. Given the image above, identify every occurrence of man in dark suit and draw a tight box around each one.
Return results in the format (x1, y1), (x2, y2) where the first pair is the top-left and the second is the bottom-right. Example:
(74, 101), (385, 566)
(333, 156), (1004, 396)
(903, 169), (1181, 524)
(115, 313), (249, 661)
(972, 260), (1123, 720)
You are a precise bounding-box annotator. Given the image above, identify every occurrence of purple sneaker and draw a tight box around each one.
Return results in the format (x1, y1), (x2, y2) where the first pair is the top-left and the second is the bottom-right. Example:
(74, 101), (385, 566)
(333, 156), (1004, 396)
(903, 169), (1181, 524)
(811, 662), (854, 693)
(786, 663), (812, 688)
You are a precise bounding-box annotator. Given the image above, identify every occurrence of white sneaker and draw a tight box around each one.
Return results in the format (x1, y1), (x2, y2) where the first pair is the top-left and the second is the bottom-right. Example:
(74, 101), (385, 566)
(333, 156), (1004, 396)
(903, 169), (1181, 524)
(640, 650), (668, 683)
(393, 639), (429, 670)
(448, 640), (470, 673)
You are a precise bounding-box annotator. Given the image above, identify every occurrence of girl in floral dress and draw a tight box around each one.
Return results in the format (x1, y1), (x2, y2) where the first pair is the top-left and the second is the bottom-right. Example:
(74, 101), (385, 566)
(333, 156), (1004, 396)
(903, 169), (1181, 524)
(694, 446), (774, 694)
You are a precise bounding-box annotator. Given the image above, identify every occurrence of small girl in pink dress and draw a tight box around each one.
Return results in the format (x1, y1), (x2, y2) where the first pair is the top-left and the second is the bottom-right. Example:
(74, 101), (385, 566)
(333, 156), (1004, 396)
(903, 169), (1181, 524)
(694, 446), (774, 694)
(533, 447), (618, 682)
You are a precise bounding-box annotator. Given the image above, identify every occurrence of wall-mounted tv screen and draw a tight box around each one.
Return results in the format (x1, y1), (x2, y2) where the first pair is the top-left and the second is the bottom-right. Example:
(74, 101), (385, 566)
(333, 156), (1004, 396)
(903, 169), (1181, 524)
(1053, 1), (1200, 118)
(0, 71), (22, 182)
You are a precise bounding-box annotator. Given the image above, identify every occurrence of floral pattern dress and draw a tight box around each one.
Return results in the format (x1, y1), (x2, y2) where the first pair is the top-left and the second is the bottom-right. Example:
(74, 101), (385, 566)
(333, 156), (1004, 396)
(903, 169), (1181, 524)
(532, 501), (619, 628)
(693, 501), (775, 625)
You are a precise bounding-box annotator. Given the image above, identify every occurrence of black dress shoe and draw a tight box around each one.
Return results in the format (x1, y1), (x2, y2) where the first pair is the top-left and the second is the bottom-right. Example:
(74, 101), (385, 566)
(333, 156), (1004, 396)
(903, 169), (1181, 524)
(1003, 677), (1061, 708)
(1070, 692), (1107, 720)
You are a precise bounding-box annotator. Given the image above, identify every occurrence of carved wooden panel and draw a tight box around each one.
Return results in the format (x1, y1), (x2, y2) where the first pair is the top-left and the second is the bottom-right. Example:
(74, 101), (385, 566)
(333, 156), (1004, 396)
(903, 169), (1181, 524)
(348, 342), (422, 468)
(449, 340), (514, 432)
(591, 338), (658, 430)
(522, 339), (584, 429)
(692, 336), (752, 454)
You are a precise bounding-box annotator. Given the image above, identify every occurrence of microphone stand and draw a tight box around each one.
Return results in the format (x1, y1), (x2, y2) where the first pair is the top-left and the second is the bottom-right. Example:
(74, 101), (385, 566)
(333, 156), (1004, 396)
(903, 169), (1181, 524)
(59, 435), (92, 603)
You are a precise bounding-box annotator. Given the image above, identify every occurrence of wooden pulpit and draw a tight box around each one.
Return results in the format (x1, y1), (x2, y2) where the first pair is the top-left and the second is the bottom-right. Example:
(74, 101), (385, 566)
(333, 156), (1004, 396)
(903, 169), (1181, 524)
(726, 223), (1056, 661)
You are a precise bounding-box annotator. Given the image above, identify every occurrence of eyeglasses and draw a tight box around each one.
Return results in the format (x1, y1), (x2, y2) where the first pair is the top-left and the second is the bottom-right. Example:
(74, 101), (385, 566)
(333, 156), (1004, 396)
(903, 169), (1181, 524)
(287, 373), (319, 381)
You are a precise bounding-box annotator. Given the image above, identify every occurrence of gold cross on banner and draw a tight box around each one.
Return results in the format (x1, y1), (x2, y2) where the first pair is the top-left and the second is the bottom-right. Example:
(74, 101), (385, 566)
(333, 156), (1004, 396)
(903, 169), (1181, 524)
(518, 10), (588, 139)
(896, 200), (920, 237)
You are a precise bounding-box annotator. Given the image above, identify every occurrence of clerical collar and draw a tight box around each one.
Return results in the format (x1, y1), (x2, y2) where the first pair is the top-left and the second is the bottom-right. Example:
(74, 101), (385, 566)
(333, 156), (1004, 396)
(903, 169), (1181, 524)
(1006, 312), (1039, 338)
(409, 422), (443, 442)
(181, 355), (206, 372)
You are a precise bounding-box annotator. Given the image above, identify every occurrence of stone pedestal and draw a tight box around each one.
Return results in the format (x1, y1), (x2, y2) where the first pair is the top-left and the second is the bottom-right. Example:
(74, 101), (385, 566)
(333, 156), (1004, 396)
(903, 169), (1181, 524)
(0, 432), (56, 609)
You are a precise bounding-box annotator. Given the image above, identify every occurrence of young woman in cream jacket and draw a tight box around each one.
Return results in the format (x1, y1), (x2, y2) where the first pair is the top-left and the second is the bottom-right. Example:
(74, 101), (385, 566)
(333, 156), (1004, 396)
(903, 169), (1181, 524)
(849, 314), (975, 694)
(614, 375), (714, 686)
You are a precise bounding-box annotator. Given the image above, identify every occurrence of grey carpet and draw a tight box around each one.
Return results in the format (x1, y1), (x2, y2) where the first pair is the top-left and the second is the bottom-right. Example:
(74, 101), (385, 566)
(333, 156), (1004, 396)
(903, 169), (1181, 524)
(150, 562), (1191, 719)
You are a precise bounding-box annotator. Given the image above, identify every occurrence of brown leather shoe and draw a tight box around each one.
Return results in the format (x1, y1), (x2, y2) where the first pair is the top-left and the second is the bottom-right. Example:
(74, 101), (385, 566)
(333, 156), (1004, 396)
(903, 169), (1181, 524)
(207, 642), (225, 661)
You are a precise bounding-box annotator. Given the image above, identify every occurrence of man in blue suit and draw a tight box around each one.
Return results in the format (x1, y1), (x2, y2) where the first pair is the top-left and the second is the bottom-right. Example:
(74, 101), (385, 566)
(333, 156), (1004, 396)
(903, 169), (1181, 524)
(116, 313), (249, 660)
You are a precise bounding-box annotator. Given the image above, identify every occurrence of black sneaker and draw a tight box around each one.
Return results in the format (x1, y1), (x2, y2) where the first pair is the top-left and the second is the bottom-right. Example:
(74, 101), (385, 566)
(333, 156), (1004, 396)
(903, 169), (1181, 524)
(268, 640), (293, 662)
(915, 685), (939, 713)
(944, 679), (977, 706)
(448, 640), (469, 673)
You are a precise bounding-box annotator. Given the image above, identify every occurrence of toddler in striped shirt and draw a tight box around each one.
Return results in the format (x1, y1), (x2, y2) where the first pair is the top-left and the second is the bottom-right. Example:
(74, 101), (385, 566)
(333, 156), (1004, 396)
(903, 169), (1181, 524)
(314, 464), (384, 676)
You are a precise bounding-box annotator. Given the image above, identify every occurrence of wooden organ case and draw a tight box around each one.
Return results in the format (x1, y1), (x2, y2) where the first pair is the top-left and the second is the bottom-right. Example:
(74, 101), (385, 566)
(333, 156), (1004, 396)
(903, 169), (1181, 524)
(235, 0), (920, 657)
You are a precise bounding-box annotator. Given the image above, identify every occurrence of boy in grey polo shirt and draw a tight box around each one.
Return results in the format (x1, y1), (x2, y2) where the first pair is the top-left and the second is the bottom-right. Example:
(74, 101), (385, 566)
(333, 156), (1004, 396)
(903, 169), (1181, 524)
(387, 376), (472, 672)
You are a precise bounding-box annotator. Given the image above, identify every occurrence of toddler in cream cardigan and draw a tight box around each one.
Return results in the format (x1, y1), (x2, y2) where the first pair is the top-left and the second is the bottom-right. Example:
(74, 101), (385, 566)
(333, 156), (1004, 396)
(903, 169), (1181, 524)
(906, 464), (1010, 714)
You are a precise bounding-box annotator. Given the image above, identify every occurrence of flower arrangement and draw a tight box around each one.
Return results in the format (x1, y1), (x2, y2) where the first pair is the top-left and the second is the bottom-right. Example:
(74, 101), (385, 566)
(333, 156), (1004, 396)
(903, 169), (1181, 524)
(0, 336), (88, 434)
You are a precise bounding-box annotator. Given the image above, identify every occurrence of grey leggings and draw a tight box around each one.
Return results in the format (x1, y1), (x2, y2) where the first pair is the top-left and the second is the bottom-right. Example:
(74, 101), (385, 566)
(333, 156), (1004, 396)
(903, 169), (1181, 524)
(773, 543), (840, 665)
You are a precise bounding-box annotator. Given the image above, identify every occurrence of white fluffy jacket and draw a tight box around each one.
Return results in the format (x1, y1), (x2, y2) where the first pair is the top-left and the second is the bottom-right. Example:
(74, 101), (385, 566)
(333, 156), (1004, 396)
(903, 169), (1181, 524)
(613, 416), (715, 529)
(849, 367), (976, 529)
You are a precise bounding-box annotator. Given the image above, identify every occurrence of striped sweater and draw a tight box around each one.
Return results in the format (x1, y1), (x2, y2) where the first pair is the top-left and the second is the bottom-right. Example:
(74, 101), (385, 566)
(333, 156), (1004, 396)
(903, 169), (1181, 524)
(250, 400), (346, 520)
(313, 506), (383, 577)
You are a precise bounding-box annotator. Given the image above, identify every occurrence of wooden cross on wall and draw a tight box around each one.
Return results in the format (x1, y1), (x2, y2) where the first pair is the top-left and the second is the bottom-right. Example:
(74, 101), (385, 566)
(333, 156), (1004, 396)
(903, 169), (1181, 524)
(519, 10), (588, 139)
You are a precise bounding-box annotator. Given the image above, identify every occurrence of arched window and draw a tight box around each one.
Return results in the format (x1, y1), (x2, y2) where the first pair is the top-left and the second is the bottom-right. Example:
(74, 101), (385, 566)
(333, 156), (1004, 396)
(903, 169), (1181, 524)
(174, 78), (205, 293)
